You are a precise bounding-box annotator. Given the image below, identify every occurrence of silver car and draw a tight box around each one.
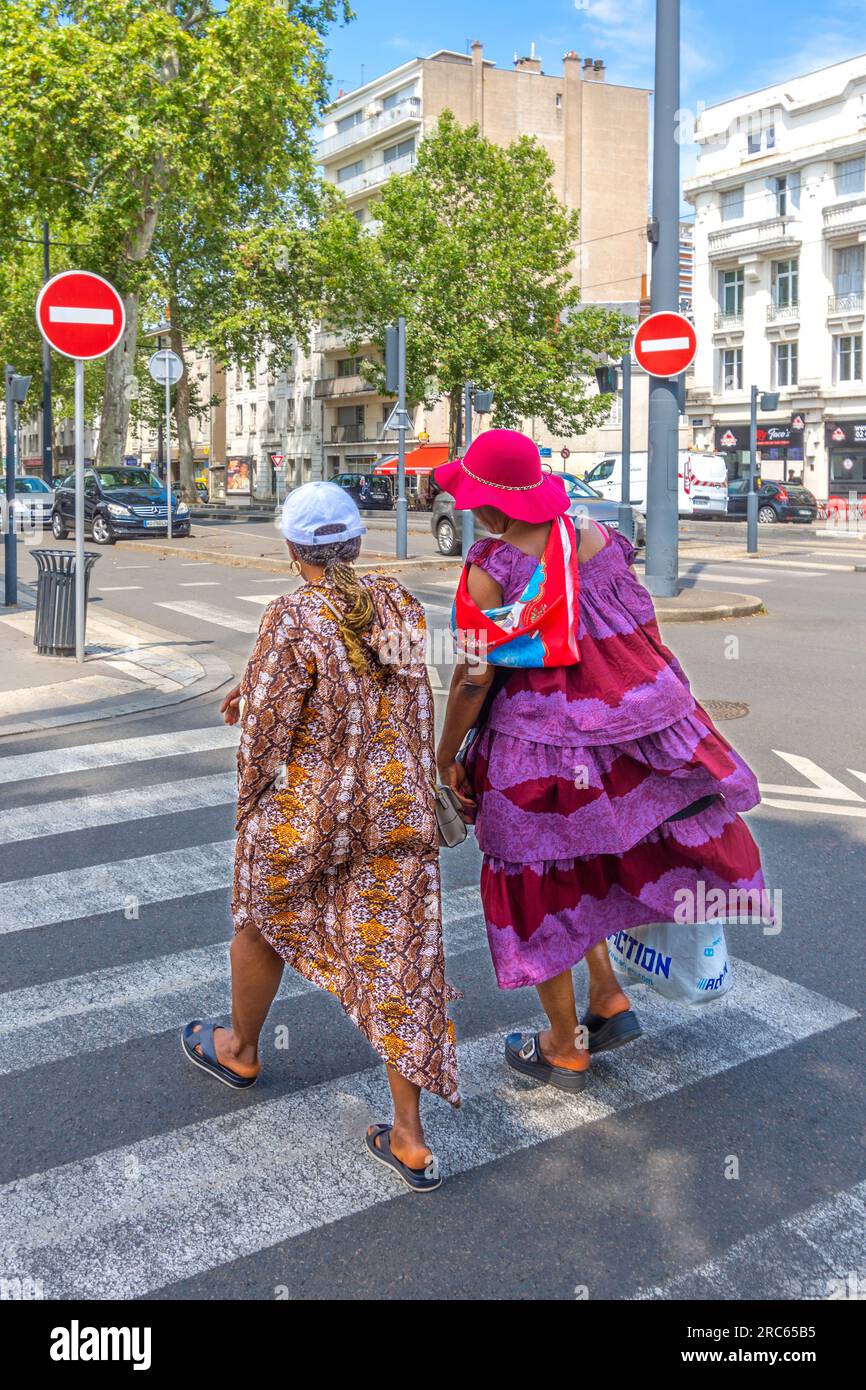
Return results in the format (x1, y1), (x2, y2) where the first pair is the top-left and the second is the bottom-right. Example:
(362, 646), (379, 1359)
(0, 474), (54, 531)
(430, 471), (645, 556)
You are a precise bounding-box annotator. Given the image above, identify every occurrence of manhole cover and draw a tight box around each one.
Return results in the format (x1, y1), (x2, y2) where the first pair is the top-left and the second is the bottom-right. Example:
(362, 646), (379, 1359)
(700, 699), (750, 720)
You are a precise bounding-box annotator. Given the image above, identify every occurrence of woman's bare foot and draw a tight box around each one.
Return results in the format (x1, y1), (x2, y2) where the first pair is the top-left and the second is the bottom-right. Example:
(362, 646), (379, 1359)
(189, 1023), (260, 1080)
(587, 985), (632, 1021)
(368, 1124), (432, 1171)
(538, 1027), (589, 1073)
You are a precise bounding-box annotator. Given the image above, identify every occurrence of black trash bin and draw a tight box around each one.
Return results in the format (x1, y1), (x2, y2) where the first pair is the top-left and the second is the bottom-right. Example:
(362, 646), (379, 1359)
(32, 549), (100, 656)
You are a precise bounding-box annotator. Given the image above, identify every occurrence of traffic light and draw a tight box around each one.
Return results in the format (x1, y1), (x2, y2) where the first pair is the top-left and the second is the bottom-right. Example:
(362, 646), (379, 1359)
(595, 365), (618, 394)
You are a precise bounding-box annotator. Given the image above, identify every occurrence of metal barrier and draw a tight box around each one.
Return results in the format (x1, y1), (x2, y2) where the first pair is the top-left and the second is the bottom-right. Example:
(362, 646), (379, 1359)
(32, 549), (99, 656)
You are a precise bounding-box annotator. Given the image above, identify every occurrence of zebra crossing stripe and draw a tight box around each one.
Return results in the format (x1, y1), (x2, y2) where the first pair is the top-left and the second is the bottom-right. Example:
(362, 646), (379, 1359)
(0, 960), (854, 1300)
(0, 773), (236, 845)
(0, 726), (238, 787)
(631, 1179), (866, 1300)
(155, 600), (261, 633)
(0, 841), (235, 934)
(0, 890), (485, 1077)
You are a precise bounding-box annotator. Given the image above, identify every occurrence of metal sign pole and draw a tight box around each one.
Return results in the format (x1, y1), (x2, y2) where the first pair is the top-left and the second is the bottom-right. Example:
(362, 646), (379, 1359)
(395, 315), (407, 560)
(618, 352), (632, 538)
(747, 384), (758, 555)
(74, 358), (85, 663)
(165, 366), (173, 540)
(462, 382), (475, 558)
(4, 367), (16, 607)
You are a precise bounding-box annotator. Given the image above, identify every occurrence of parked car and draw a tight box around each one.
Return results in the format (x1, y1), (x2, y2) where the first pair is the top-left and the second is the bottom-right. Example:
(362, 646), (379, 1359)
(51, 466), (191, 545)
(0, 475), (54, 530)
(195, 480), (209, 504)
(727, 478), (818, 524)
(430, 473), (646, 556)
(332, 472), (394, 511)
(582, 451), (729, 517)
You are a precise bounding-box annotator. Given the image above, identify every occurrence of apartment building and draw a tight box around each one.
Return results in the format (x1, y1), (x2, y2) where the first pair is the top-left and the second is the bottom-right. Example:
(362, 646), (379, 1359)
(226, 42), (650, 495)
(685, 54), (866, 500)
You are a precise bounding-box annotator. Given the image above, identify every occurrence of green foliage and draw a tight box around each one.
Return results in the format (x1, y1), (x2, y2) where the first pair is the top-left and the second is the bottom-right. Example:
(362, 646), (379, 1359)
(0, 1), (353, 433)
(319, 113), (633, 441)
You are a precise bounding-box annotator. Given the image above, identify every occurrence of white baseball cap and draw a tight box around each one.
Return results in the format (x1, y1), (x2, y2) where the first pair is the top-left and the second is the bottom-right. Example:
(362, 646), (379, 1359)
(278, 481), (367, 546)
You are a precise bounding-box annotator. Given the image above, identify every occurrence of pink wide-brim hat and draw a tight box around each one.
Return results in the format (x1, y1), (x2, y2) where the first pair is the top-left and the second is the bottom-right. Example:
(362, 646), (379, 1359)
(433, 428), (569, 523)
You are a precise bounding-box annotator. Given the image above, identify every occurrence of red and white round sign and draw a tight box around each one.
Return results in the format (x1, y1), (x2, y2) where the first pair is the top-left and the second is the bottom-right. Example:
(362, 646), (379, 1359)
(560, 446), (571, 459)
(633, 310), (697, 379)
(36, 270), (125, 360)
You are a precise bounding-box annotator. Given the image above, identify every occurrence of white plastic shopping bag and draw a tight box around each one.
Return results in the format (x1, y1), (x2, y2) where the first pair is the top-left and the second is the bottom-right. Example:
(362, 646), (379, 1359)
(607, 922), (732, 1005)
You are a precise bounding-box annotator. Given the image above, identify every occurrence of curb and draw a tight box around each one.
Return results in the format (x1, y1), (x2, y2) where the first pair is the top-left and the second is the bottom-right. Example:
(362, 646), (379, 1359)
(119, 537), (459, 574)
(0, 603), (234, 738)
(654, 591), (765, 623)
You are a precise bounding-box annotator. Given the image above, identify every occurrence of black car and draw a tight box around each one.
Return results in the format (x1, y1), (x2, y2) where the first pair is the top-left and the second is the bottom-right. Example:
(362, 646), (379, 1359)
(727, 478), (818, 524)
(332, 472), (394, 511)
(51, 467), (191, 545)
(430, 472), (646, 556)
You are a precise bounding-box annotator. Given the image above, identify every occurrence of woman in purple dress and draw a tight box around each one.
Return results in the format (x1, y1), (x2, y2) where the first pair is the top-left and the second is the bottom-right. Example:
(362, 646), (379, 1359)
(435, 429), (768, 1090)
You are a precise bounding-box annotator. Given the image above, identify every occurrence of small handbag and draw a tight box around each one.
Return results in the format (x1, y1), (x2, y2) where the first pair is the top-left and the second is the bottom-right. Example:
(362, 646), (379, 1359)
(435, 785), (468, 848)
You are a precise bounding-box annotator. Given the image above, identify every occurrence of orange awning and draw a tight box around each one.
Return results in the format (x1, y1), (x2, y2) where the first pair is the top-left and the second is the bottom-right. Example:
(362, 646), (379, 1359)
(374, 445), (450, 476)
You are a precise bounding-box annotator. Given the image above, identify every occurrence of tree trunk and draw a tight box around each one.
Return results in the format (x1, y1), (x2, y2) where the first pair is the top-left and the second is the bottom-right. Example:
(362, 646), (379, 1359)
(169, 306), (196, 499)
(96, 189), (161, 469)
(96, 291), (139, 469)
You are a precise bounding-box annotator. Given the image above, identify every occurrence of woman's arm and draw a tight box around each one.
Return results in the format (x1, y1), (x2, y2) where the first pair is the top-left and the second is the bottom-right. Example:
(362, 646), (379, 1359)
(435, 562), (501, 809)
(235, 601), (312, 825)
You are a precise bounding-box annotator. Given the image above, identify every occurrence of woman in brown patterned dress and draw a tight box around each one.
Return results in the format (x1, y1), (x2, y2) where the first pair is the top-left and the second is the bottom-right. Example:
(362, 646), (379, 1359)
(183, 482), (459, 1192)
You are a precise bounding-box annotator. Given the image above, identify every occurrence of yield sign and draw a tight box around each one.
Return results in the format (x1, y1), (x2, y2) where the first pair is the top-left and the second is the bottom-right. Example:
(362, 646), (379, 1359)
(36, 270), (125, 360)
(633, 310), (697, 378)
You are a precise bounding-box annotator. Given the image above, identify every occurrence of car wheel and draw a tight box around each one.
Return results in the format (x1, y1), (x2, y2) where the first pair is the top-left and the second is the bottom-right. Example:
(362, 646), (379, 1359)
(758, 505), (777, 524)
(91, 514), (115, 545)
(51, 512), (68, 540)
(436, 517), (460, 556)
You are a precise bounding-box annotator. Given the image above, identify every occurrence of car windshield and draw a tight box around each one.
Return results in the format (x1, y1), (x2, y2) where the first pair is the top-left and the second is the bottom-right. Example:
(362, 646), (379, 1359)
(95, 470), (162, 490)
(0, 477), (50, 494)
(562, 473), (602, 499)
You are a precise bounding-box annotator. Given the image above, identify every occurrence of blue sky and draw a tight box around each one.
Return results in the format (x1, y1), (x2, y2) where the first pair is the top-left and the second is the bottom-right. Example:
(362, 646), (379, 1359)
(323, 0), (866, 177)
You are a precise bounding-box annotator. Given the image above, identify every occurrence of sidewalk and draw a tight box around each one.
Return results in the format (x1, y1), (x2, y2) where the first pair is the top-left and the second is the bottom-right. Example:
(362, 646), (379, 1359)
(0, 579), (232, 738)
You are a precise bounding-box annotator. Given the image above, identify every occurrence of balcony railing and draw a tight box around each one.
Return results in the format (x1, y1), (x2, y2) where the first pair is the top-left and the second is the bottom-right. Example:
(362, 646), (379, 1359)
(767, 301), (799, 321)
(314, 374), (376, 399)
(708, 217), (800, 258)
(318, 98), (421, 161)
(828, 291), (865, 314)
(329, 422), (390, 444)
(335, 150), (417, 200)
(714, 311), (744, 330)
(823, 201), (866, 237)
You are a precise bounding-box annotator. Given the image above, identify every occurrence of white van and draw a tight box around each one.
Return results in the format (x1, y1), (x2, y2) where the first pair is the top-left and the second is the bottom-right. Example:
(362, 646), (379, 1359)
(582, 451), (729, 517)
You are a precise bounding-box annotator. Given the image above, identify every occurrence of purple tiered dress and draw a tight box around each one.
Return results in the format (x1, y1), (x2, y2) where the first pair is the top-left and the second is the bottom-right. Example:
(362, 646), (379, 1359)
(463, 525), (768, 990)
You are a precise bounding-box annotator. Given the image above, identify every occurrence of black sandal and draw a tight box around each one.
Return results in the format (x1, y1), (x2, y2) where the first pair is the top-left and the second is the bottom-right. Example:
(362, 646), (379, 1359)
(181, 1019), (258, 1089)
(581, 1009), (643, 1055)
(364, 1124), (442, 1193)
(504, 1031), (589, 1092)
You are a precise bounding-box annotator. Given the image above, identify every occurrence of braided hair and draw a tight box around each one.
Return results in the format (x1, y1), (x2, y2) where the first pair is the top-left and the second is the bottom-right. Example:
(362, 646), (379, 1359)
(292, 526), (376, 677)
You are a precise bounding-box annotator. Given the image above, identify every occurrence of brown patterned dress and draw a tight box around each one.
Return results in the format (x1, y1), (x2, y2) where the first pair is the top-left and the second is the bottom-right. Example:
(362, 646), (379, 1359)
(232, 573), (460, 1107)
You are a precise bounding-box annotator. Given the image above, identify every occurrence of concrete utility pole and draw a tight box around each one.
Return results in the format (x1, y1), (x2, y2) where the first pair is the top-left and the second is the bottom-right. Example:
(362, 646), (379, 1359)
(644, 0), (681, 598)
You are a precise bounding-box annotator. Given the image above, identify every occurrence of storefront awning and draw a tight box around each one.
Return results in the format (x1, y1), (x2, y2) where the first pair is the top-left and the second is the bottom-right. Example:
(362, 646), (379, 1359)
(374, 445), (450, 476)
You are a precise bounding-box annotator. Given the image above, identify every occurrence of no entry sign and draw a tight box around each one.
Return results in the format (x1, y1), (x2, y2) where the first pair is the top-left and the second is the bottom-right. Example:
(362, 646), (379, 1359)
(36, 270), (125, 360)
(633, 310), (697, 379)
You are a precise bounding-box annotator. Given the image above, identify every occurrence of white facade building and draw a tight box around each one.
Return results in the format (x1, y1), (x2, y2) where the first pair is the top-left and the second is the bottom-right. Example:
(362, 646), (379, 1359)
(685, 53), (866, 500)
(226, 43), (651, 496)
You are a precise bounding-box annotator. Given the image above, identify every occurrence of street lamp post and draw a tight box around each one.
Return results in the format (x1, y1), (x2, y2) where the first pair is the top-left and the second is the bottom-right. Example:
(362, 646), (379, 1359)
(4, 367), (31, 607)
(747, 386), (779, 554)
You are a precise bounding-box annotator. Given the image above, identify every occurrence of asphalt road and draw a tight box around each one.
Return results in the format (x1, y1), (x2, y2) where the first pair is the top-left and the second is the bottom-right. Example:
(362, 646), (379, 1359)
(0, 522), (864, 1300)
